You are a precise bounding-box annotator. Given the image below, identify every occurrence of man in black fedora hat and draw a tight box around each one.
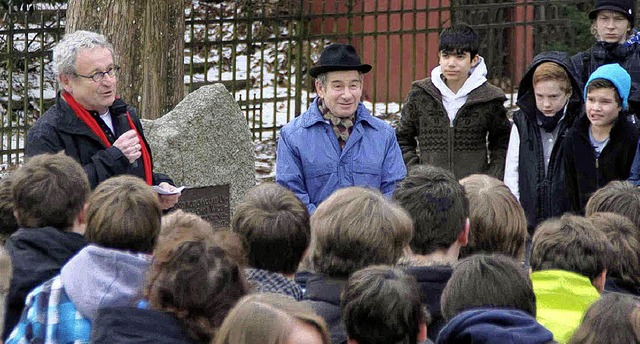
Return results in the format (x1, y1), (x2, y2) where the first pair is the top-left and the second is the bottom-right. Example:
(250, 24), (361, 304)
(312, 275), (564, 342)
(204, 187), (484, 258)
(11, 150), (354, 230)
(275, 43), (406, 214)
(571, 0), (640, 122)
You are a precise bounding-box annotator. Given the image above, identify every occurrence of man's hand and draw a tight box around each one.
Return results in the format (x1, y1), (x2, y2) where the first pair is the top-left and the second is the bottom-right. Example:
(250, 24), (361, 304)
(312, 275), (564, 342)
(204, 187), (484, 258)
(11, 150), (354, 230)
(157, 182), (181, 210)
(113, 130), (142, 164)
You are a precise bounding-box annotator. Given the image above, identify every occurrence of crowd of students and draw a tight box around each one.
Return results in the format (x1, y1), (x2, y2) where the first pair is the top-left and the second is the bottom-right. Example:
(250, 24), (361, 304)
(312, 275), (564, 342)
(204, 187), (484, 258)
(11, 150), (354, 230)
(2, 152), (640, 343)
(1, 0), (640, 343)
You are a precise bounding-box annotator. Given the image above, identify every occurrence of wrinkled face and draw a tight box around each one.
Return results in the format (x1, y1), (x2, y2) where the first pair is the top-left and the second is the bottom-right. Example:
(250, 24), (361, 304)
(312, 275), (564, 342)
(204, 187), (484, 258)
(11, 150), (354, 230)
(533, 80), (572, 116)
(316, 70), (363, 118)
(60, 47), (117, 114)
(595, 10), (631, 44)
(438, 50), (479, 86)
(586, 87), (621, 129)
(286, 320), (324, 344)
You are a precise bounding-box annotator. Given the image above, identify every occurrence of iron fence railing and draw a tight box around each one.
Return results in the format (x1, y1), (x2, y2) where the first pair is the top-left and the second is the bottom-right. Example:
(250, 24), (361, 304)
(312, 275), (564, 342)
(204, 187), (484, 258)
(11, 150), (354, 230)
(2, 0), (629, 166)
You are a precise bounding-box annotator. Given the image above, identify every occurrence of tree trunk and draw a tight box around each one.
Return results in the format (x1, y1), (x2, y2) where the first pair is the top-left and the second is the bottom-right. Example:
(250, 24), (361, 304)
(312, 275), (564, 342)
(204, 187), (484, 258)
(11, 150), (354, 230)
(65, 0), (184, 119)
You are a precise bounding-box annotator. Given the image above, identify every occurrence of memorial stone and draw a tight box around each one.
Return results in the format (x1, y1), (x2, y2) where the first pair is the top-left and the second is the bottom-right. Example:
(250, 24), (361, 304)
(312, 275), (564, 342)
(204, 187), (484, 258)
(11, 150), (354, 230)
(141, 84), (255, 228)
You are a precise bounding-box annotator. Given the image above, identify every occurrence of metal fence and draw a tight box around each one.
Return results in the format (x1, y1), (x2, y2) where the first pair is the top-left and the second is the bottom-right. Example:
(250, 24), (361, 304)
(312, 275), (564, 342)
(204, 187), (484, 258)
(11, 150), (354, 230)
(2, 0), (631, 166)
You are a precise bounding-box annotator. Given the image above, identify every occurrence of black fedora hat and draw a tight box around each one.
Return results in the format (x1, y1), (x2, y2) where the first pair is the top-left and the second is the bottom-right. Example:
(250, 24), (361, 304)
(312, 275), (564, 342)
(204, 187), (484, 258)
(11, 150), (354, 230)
(588, 0), (634, 23)
(309, 43), (372, 78)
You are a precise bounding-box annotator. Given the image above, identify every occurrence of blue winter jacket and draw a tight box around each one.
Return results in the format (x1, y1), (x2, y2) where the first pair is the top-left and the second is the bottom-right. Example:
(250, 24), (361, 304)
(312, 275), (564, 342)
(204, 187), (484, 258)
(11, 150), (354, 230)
(276, 98), (407, 213)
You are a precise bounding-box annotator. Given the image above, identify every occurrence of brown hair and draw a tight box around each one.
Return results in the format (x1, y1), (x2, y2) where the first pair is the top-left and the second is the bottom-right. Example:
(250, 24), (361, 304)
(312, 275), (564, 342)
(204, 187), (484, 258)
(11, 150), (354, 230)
(586, 181), (640, 231)
(0, 176), (18, 241)
(341, 265), (426, 344)
(214, 293), (331, 344)
(532, 62), (572, 95)
(531, 214), (612, 280)
(586, 78), (622, 107)
(232, 183), (309, 274)
(569, 292), (640, 344)
(459, 174), (527, 261)
(588, 212), (640, 288)
(392, 165), (469, 255)
(147, 210), (249, 343)
(441, 254), (536, 321)
(84, 175), (161, 253)
(11, 153), (89, 230)
(309, 187), (413, 277)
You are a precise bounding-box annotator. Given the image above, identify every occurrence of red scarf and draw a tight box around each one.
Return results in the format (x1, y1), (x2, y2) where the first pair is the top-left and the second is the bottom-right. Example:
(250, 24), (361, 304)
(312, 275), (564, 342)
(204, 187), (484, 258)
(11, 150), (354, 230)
(62, 91), (153, 185)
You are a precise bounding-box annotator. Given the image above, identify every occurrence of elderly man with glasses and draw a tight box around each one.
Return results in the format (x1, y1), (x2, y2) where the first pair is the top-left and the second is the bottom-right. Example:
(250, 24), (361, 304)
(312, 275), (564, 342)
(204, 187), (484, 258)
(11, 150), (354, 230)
(25, 30), (179, 209)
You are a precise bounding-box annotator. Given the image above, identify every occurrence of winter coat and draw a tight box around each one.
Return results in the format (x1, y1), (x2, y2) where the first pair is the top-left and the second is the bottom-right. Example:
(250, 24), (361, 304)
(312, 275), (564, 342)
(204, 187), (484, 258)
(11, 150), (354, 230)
(276, 98), (406, 214)
(405, 265), (453, 341)
(436, 308), (555, 344)
(25, 93), (172, 189)
(396, 69), (510, 179)
(604, 277), (640, 297)
(531, 270), (600, 344)
(92, 307), (195, 344)
(504, 51), (583, 231)
(563, 115), (638, 214)
(5, 245), (151, 343)
(571, 41), (640, 118)
(2, 227), (86, 340)
(302, 274), (347, 344)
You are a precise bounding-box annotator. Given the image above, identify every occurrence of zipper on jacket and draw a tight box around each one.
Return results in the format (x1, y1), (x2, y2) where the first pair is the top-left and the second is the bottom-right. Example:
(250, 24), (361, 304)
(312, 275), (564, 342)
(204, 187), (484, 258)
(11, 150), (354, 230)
(448, 126), (454, 171)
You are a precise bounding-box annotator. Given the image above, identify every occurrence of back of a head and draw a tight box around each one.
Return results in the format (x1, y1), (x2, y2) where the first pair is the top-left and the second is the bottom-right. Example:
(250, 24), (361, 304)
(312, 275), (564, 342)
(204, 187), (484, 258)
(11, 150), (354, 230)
(231, 183), (309, 274)
(0, 176), (19, 241)
(586, 181), (640, 231)
(588, 212), (640, 288)
(341, 265), (425, 344)
(309, 187), (413, 277)
(459, 174), (527, 261)
(569, 293), (640, 344)
(441, 254), (536, 321)
(147, 211), (249, 343)
(84, 175), (161, 253)
(214, 293), (331, 344)
(531, 215), (612, 281)
(393, 165), (469, 255)
(11, 153), (89, 230)
(438, 23), (480, 58)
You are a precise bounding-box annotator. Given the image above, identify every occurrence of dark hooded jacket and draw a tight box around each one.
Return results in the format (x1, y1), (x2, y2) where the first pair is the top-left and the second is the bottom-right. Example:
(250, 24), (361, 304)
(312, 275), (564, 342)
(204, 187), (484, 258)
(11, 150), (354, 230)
(436, 308), (555, 344)
(2, 227), (86, 340)
(571, 41), (640, 120)
(92, 307), (195, 344)
(405, 265), (453, 341)
(509, 51), (583, 231)
(563, 114), (639, 214)
(302, 274), (347, 344)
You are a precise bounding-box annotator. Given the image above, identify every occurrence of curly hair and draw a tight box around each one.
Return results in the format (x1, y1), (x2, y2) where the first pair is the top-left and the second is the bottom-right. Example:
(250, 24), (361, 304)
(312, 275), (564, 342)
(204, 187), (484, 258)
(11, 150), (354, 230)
(145, 212), (249, 343)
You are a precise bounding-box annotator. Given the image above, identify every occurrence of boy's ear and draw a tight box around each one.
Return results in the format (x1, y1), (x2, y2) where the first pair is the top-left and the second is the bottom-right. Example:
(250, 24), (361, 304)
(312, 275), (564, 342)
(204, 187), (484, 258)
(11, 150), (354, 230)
(418, 322), (427, 342)
(591, 269), (607, 294)
(470, 54), (480, 67)
(457, 218), (470, 247)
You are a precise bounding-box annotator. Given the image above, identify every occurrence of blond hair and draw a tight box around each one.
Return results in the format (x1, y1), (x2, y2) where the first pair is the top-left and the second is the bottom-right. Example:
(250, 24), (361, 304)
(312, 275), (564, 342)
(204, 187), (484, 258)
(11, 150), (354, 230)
(308, 187), (413, 277)
(85, 175), (161, 253)
(459, 174), (527, 261)
(214, 293), (330, 344)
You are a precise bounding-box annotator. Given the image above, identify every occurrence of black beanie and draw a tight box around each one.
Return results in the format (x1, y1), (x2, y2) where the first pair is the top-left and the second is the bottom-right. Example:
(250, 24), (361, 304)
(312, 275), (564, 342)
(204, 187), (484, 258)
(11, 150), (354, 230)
(589, 0), (635, 24)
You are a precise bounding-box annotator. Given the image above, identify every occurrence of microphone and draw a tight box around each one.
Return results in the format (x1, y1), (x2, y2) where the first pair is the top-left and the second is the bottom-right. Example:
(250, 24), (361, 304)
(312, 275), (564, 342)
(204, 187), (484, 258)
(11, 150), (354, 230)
(117, 114), (138, 169)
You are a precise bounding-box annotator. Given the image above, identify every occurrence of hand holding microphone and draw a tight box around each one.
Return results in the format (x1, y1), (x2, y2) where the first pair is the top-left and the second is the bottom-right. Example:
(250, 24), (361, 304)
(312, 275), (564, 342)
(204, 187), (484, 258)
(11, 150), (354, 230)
(113, 130), (142, 165)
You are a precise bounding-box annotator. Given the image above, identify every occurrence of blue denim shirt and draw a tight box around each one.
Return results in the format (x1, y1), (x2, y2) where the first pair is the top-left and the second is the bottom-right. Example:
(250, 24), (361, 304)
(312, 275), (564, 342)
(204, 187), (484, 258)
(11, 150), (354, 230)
(276, 98), (407, 214)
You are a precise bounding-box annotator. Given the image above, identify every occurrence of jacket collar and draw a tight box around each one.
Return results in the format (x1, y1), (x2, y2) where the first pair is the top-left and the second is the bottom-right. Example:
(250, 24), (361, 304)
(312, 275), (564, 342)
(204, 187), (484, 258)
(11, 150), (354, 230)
(55, 92), (128, 140)
(304, 273), (346, 305)
(302, 97), (380, 131)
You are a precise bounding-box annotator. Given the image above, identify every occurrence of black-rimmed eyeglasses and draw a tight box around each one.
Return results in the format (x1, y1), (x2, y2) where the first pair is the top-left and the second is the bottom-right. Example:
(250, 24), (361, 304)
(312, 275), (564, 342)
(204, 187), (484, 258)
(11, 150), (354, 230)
(73, 65), (120, 82)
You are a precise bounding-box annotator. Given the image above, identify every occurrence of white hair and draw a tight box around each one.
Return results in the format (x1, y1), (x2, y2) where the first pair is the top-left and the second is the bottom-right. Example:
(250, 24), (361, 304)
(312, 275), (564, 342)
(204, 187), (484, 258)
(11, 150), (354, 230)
(52, 30), (114, 76)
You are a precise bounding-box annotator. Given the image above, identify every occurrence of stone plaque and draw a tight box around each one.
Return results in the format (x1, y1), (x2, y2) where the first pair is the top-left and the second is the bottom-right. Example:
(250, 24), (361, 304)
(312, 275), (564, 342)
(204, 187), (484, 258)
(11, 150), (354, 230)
(176, 184), (230, 228)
